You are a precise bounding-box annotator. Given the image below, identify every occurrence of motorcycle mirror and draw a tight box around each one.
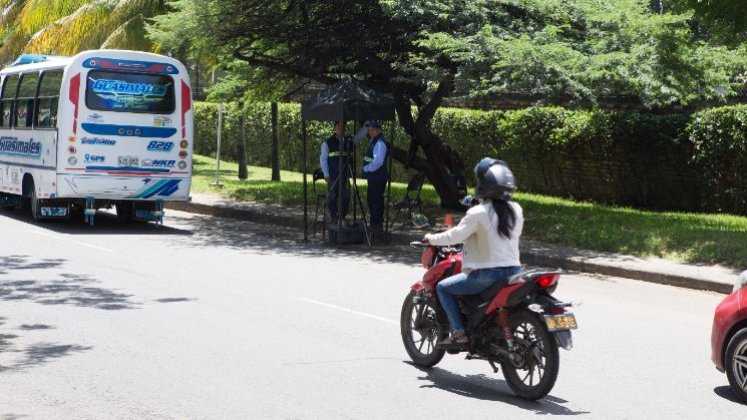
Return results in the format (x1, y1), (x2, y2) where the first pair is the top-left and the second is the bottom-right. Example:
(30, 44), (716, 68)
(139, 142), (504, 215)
(411, 213), (430, 229)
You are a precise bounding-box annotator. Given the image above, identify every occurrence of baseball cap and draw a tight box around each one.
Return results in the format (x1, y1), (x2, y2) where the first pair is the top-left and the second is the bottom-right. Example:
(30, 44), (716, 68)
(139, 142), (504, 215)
(365, 120), (382, 129)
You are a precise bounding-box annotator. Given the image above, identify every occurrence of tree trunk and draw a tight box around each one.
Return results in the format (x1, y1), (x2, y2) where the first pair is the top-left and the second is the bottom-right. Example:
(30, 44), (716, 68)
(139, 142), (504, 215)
(419, 133), (465, 208)
(271, 102), (280, 182)
(390, 86), (466, 209)
(237, 114), (248, 180)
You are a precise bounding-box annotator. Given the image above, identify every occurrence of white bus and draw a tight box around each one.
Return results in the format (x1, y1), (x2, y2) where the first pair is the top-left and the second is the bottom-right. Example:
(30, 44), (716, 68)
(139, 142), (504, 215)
(0, 50), (193, 224)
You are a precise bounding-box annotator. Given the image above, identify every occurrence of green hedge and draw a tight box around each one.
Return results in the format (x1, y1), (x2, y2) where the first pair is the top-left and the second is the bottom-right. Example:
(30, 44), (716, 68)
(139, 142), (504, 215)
(193, 101), (747, 214)
(688, 105), (747, 213)
(194, 102), (417, 182)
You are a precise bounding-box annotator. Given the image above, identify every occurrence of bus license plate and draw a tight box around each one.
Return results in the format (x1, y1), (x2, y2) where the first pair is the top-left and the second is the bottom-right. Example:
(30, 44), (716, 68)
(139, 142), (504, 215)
(544, 314), (578, 331)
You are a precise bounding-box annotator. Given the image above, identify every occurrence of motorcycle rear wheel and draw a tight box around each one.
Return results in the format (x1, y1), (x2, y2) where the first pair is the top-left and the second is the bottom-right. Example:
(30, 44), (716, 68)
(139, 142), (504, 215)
(400, 291), (446, 367)
(500, 309), (560, 400)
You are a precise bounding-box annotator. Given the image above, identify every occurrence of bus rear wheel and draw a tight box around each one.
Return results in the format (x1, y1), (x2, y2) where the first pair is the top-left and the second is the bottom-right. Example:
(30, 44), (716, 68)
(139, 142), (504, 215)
(29, 182), (42, 221)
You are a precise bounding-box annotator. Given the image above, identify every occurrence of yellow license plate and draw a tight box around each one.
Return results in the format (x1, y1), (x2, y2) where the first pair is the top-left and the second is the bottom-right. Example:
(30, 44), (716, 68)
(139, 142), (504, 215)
(544, 314), (578, 331)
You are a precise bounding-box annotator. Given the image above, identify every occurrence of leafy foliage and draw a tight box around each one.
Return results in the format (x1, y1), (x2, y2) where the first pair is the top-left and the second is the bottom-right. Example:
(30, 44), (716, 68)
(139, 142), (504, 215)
(192, 101), (704, 211)
(0, 0), (165, 65)
(445, 0), (747, 108)
(150, 0), (747, 206)
(149, 0), (747, 108)
(673, 0), (747, 41)
(688, 105), (747, 213)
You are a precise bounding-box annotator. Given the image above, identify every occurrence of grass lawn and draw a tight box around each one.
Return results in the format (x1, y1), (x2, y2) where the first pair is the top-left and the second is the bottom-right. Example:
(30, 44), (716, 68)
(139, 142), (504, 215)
(191, 155), (747, 268)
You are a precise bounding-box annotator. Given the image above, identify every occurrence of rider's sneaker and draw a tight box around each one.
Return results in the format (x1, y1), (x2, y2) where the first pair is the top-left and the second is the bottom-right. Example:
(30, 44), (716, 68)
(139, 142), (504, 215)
(437, 331), (469, 346)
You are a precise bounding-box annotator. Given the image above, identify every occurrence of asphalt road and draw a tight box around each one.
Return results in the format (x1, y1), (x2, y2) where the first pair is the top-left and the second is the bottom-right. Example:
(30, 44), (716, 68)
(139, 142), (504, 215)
(0, 208), (744, 419)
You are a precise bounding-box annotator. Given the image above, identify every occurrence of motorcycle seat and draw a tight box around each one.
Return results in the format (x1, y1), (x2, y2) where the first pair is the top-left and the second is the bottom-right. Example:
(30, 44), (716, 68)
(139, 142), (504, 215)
(476, 273), (525, 301)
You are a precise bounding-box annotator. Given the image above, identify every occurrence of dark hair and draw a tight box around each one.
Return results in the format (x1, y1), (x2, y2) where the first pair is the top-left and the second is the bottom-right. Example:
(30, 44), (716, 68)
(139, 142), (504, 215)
(491, 199), (516, 239)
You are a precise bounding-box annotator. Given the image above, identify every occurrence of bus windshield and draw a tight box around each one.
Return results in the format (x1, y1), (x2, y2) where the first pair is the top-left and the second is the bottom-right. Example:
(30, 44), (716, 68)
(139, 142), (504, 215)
(85, 70), (175, 114)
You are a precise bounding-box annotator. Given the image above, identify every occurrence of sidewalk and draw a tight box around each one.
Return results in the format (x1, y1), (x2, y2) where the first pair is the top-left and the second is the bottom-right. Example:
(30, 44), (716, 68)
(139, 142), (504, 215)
(168, 193), (738, 294)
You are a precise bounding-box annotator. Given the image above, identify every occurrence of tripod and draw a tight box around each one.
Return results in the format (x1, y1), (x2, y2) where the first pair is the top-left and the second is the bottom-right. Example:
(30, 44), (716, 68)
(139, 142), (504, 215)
(329, 138), (371, 247)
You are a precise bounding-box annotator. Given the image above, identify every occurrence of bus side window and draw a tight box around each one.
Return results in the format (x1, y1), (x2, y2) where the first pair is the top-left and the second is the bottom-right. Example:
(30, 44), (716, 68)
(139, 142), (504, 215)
(0, 75), (18, 128)
(15, 73), (39, 128)
(36, 71), (62, 128)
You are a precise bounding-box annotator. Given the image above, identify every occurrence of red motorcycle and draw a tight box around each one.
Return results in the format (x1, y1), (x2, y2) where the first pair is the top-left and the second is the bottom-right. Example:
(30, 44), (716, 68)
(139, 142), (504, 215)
(401, 241), (578, 400)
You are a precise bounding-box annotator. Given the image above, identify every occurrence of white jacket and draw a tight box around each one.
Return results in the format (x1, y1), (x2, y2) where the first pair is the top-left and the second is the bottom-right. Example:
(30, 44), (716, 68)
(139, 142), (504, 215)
(425, 201), (523, 271)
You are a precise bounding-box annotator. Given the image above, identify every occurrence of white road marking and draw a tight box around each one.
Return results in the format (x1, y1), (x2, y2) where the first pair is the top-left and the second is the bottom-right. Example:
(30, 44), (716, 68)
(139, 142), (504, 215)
(299, 297), (398, 325)
(27, 229), (114, 252)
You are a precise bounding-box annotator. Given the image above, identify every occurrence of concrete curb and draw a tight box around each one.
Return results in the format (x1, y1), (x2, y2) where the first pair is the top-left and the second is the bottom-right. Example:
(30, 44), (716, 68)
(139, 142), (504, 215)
(168, 201), (302, 229)
(520, 253), (733, 295)
(167, 199), (735, 294)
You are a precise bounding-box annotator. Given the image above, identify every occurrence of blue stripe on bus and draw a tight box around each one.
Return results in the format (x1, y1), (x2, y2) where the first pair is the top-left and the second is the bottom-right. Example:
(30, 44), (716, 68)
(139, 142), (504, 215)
(81, 123), (177, 138)
(135, 179), (181, 198)
(85, 166), (171, 173)
(0, 160), (56, 171)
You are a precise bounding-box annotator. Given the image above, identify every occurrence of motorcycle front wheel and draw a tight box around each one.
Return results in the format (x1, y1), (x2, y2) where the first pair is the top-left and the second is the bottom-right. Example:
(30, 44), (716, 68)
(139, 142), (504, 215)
(500, 309), (560, 400)
(400, 291), (446, 367)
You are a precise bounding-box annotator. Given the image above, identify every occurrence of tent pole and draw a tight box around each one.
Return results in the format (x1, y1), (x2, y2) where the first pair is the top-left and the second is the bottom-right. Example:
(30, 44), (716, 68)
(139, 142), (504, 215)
(337, 119), (344, 246)
(303, 119), (308, 243)
(385, 120), (394, 245)
(352, 113), (358, 223)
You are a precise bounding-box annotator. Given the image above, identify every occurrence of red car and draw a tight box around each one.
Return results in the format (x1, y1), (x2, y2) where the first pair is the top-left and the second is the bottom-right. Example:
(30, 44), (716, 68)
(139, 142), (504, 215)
(711, 271), (747, 402)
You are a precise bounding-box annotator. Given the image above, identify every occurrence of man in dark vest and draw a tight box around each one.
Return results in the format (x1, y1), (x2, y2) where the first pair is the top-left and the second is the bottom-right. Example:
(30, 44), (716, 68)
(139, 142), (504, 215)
(319, 121), (350, 222)
(358, 120), (388, 232)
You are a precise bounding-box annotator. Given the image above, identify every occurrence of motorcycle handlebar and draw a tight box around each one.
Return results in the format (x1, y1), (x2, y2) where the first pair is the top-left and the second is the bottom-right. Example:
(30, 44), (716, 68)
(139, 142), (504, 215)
(410, 241), (463, 253)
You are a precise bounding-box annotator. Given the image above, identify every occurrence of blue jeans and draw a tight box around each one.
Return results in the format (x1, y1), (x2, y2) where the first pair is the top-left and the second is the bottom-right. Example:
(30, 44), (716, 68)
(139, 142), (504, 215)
(436, 266), (521, 333)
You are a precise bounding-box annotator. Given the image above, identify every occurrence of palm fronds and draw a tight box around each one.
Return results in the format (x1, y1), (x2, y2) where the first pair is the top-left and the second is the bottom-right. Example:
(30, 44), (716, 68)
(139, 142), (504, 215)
(0, 0), (167, 65)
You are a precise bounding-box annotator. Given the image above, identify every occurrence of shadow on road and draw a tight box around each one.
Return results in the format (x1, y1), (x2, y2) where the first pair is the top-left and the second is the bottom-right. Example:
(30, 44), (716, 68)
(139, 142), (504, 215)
(0, 208), (191, 236)
(11, 342), (92, 371)
(2, 206), (423, 265)
(155, 297), (195, 303)
(0, 256), (65, 275)
(0, 331), (91, 373)
(0, 255), (140, 310)
(0, 271), (139, 311)
(18, 324), (54, 330)
(714, 385), (747, 405)
(169, 213), (422, 266)
(409, 364), (589, 416)
(0, 253), (192, 377)
(1, 314), (91, 373)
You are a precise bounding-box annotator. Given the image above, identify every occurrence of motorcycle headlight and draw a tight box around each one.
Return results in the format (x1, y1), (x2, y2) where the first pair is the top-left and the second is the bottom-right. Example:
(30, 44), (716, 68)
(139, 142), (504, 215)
(733, 270), (747, 293)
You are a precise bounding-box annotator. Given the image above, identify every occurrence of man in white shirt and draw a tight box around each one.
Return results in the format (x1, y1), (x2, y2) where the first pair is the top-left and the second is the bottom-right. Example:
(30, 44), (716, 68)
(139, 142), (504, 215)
(319, 121), (350, 221)
(354, 120), (388, 232)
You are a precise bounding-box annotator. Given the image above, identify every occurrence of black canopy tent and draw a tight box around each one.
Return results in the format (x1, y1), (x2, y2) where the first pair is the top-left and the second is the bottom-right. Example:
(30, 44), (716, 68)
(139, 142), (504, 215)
(300, 78), (396, 245)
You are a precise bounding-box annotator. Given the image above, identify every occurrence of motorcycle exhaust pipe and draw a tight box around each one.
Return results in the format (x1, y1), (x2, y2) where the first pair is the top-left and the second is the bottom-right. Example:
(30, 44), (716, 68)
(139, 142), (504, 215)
(490, 343), (510, 358)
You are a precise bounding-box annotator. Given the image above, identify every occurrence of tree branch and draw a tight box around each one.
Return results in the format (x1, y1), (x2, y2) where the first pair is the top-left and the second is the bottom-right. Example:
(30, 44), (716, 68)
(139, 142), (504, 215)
(391, 144), (428, 172)
(391, 86), (421, 167)
(233, 51), (337, 85)
(417, 70), (455, 126)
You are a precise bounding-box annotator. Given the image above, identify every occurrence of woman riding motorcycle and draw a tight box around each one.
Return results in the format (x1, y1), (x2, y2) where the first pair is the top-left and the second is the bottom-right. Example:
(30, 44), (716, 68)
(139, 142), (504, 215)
(424, 158), (523, 346)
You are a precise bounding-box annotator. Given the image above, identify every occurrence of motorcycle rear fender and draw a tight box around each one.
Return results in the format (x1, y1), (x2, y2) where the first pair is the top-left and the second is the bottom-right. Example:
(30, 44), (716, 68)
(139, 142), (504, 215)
(533, 292), (560, 308)
(485, 282), (526, 313)
(554, 330), (573, 350)
(500, 280), (559, 310)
